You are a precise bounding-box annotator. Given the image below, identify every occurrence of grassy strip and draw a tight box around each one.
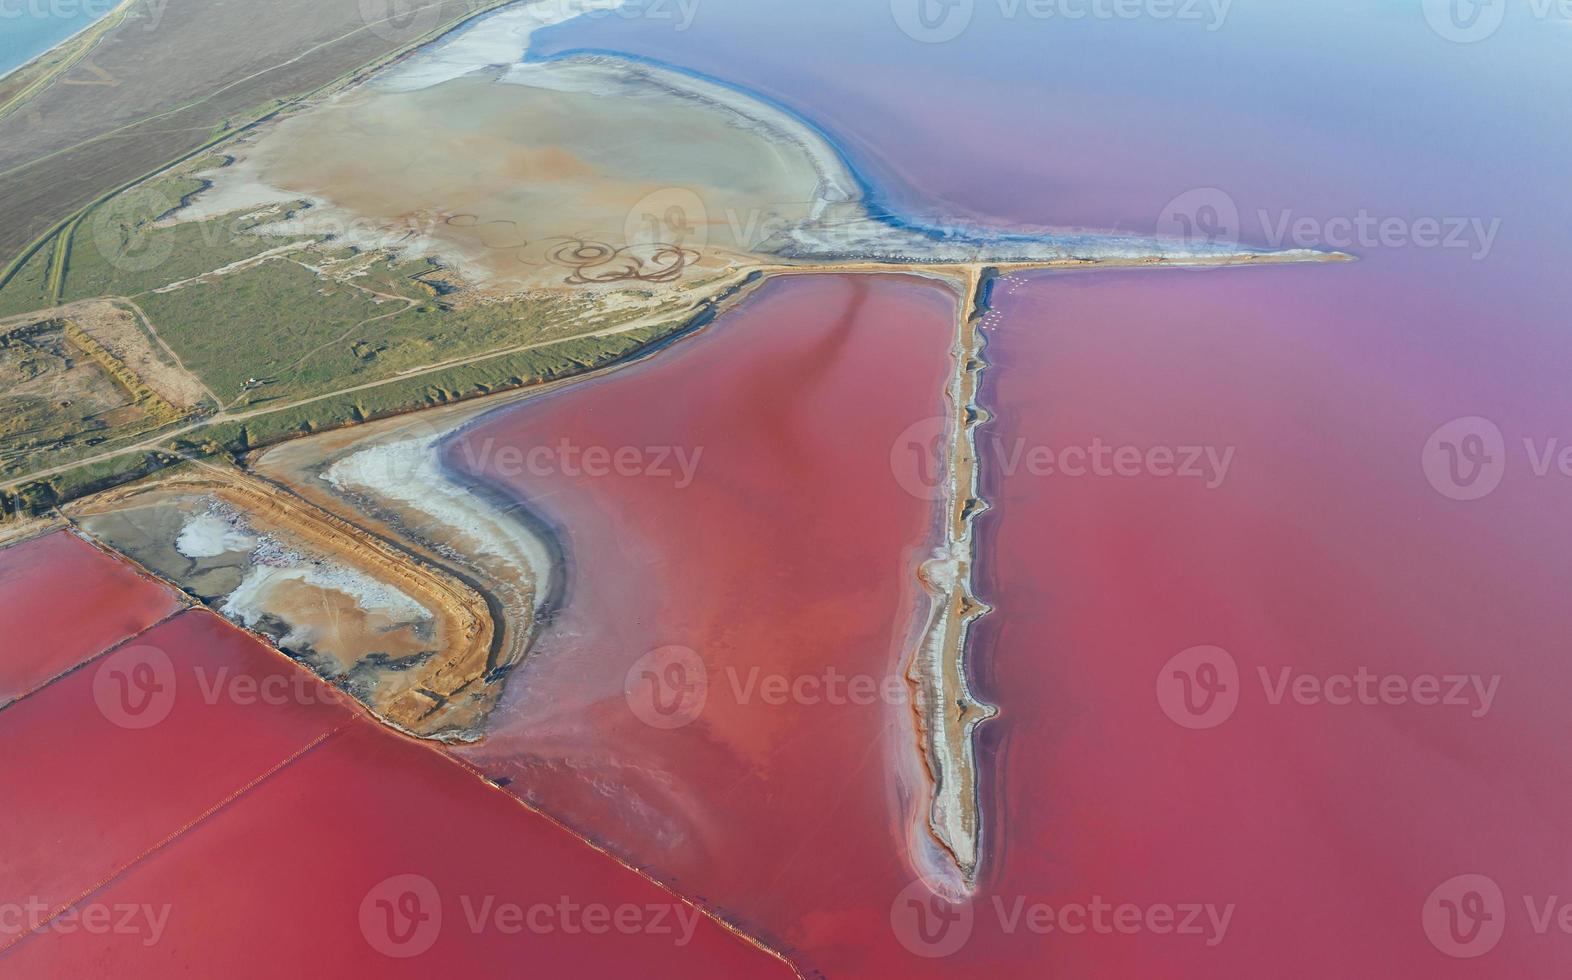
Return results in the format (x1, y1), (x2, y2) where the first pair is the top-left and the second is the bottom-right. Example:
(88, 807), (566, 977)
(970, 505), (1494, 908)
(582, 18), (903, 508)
(0, 240), (54, 317)
(0, 318), (683, 519)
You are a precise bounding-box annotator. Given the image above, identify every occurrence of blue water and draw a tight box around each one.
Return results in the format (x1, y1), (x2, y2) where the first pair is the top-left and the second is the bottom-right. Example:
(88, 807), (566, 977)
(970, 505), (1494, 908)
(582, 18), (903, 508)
(0, 1), (116, 78)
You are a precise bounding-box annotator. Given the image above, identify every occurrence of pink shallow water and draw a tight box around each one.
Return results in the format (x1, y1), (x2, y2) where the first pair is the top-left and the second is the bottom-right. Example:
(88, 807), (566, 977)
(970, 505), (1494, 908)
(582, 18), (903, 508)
(452, 273), (962, 969)
(0, 604), (791, 976)
(0, 532), (181, 703)
(962, 265), (1572, 977)
(455, 260), (1572, 978)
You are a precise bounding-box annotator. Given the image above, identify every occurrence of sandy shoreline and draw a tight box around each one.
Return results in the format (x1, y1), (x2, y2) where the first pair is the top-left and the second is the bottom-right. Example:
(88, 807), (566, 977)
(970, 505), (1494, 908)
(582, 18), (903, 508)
(169, 0), (1331, 301)
(0, 0), (128, 88)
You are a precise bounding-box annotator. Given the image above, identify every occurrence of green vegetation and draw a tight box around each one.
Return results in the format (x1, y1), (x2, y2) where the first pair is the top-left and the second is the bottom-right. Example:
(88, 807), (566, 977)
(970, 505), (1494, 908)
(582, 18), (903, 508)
(0, 316), (685, 520)
(61, 175), (318, 302)
(0, 241), (53, 318)
(0, 0), (651, 523)
(0, 98), (730, 520)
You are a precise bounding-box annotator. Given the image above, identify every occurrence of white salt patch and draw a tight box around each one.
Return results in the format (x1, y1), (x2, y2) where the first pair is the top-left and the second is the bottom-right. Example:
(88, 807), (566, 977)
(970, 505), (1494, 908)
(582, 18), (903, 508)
(221, 563), (430, 626)
(325, 435), (555, 609)
(175, 514), (257, 558)
(378, 0), (630, 94)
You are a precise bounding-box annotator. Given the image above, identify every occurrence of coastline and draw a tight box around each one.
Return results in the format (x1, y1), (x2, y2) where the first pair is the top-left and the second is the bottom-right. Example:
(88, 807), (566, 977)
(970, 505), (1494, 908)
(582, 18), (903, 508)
(244, 268), (773, 732)
(0, 2), (117, 80)
(904, 266), (999, 894)
(171, 0), (1328, 304)
(0, 0), (131, 104)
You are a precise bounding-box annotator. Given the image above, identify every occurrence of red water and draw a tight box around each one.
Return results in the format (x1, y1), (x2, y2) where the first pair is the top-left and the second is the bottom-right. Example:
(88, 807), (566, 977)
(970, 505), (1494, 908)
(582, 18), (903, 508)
(957, 265), (1572, 977)
(451, 273), (961, 967)
(0, 531), (180, 703)
(447, 260), (1572, 978)
(0, 609), (353, 941)
(0, 605), (794, 976)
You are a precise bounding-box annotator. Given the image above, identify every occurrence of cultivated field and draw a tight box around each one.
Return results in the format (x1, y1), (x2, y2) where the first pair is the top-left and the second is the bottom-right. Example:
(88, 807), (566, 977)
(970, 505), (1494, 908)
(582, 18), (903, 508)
(0, 0), (510, 268)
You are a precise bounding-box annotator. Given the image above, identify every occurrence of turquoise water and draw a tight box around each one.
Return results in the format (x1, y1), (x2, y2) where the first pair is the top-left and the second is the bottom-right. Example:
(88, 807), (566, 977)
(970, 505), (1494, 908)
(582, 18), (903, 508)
(0, 2), (116, 79)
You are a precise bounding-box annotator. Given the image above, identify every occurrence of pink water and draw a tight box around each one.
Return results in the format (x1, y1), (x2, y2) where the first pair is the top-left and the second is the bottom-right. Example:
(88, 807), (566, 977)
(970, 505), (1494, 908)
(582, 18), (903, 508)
(964, 263), (1572, 975)
(448, 2), (1572, 974)
(452, 274), (964, 969)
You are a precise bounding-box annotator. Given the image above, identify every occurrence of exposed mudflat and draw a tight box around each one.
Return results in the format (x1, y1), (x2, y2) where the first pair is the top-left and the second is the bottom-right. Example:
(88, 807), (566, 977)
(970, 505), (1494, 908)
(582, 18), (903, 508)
(67, 469), (499, 739)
